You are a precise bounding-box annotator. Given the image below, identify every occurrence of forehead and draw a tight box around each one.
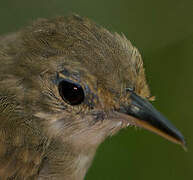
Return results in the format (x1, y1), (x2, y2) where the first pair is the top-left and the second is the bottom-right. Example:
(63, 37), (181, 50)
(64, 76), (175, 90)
(23, 15), (149, 97)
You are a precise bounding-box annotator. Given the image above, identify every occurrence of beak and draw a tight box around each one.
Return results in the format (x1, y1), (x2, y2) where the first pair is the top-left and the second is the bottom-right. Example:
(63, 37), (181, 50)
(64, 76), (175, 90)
(120, 91), (186, 150)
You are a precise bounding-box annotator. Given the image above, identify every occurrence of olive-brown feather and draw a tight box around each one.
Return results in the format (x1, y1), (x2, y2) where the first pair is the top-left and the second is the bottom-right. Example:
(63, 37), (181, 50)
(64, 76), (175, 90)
(0, 14), (150, 179)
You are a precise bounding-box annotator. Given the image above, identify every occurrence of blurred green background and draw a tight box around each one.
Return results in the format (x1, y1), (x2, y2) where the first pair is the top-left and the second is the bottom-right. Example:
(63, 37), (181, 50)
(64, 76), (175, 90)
(0, 0), (192, 179)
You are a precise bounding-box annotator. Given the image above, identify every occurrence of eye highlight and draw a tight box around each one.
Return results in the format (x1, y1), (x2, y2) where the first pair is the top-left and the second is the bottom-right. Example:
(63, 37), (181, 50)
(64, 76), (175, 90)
(58, 80), (85, 105)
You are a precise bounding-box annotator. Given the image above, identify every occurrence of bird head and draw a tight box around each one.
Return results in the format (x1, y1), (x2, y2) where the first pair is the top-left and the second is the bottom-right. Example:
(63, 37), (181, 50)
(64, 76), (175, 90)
(0, 14), (186, 179)
(4, 15), (183, 152)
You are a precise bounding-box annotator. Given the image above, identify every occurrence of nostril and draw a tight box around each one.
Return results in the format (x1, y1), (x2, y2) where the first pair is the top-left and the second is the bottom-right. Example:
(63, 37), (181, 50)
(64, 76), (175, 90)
(126, 87), (135, 92)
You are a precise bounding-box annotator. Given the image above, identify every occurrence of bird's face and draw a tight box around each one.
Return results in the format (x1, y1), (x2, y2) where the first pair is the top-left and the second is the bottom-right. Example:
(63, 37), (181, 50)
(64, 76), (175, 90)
(0, 15), (186, 179)
(13, 15), (182, 153)
(32, 33), (150, 151)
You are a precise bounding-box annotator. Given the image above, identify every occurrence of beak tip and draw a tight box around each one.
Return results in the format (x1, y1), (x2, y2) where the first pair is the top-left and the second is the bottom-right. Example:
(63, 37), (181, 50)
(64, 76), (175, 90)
(180, 138), (188, 152)
(175, 130), (187, 151)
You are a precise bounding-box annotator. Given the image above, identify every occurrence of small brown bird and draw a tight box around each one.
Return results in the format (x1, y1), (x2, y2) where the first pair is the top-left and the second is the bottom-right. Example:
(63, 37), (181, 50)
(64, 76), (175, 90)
(0, 14), (185, 180)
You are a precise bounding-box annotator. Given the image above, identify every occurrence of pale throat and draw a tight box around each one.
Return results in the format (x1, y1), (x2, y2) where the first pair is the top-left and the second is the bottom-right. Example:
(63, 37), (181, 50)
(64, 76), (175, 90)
(36, 111), (127, 179)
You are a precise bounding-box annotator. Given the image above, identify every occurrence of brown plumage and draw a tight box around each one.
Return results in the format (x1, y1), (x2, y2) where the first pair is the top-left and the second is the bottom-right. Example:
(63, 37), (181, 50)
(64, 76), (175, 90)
(0, 15), (185, 180)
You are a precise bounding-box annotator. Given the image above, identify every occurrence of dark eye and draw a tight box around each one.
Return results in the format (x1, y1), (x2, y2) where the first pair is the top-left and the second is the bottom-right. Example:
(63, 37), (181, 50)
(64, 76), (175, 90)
(58, 80), (85, 105)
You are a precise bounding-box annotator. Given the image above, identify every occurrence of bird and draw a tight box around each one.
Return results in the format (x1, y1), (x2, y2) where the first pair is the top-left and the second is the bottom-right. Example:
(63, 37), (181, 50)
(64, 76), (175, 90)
(0, 14), (186, 180)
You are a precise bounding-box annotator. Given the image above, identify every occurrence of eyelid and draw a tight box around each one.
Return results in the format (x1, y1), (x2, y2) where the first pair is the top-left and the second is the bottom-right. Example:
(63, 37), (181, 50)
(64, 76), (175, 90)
(53, 73), (74, 86)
